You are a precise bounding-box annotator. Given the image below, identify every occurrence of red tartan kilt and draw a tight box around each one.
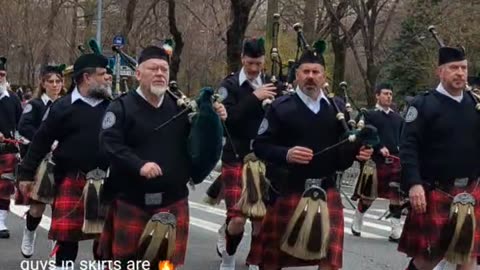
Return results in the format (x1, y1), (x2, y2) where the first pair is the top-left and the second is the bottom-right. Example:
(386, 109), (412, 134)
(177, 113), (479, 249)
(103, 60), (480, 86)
(398, 181), (480, 258)
(48, 174), (95, 241)
(97, 198), (189, 266)
(221, 162), (244, 218)
(0, 153), (18, 198)
(249, 189), (344, 269)
(376, 156), (401, 200)
(14, 188), (31, 205)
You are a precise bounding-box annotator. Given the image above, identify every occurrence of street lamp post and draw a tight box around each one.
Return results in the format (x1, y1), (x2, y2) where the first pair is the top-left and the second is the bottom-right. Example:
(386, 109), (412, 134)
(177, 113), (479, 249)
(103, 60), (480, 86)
(96, 0), (103, 51)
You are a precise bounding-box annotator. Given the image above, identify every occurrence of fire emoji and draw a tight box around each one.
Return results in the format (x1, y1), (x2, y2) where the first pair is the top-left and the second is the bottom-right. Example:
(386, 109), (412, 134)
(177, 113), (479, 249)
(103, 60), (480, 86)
(158, 260), (174, 270)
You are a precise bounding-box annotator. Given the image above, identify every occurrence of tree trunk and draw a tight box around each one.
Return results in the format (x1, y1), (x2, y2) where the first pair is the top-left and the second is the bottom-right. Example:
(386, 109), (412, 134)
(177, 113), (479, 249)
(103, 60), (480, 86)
(303, 0), (318, 43)
(226, 0), (256, 73)
(331, 39), (346, 95)
(41, 0), (63, 66)
(69, 0), (79, 63)
(167, 0), (183, 82)
(121, 0), (137, 39)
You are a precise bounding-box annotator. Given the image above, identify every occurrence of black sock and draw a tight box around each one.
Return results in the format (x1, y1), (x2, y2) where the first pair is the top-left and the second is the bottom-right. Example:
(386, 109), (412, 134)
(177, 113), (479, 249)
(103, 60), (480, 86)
(406, 259), (418, 270)
(55, 241), (79, 266)
(26, 212), (42, 231)
(389, 204), (402, 219)
(357, 201), (371, 213)
(92, 239), (100, 260)
(225, 218), (243, 256)
(0, 199), (9, 211)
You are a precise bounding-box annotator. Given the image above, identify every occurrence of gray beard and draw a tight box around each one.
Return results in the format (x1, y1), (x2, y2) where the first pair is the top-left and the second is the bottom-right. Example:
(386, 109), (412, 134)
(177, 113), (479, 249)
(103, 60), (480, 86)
(150, 85), (167, 97)
(0, 83), (6, 95)
(88, 86), (110, 99)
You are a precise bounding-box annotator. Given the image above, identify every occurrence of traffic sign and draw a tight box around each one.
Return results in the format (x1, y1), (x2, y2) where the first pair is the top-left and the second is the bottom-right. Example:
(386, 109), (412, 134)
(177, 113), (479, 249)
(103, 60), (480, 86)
(113, 35), (125, 47)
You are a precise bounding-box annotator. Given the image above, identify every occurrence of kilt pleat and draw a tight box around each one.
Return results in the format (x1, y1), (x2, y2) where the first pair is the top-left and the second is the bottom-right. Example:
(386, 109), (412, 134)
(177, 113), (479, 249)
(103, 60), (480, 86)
(0, 154), (18, 198)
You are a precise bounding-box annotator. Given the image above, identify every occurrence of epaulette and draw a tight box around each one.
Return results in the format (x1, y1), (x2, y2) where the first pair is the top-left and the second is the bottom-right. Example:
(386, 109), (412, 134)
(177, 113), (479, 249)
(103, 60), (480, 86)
(112, 92), (128, 100)
(223, 72), (235, 80)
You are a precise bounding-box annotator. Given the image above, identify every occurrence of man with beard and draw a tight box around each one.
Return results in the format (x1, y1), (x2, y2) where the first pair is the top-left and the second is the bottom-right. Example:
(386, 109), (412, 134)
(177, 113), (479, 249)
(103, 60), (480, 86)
(17, 53), (111, 269)
(251, 47), (373, 270)
(213, 37), (276, 270)
(351, 83), (405, 242)
(399, 46), (480, 270)
(0, 56), (23, 239)
(97, 45), (227, 269)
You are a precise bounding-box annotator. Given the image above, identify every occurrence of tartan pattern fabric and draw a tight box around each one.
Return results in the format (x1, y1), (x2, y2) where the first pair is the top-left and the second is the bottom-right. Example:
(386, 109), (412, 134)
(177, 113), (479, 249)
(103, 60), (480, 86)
(98, 198), (189, 266)
(48, 173), (96, 241)
(0, 153), (17, 198)
(375, 156), (402, 201)
(14, 188), (31, 205)
(398, 180), (480, 259)
(248, 188), (344, 269)
(222, 162), (244, 218)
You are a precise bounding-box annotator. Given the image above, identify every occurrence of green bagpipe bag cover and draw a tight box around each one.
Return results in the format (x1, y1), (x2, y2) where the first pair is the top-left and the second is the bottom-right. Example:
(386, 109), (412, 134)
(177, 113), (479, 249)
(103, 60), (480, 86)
(189, 87), (223, 184)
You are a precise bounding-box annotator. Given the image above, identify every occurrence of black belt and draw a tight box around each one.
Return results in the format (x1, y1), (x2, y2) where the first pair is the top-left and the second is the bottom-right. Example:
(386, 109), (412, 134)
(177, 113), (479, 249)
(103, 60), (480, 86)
(432, 177), (478, 191)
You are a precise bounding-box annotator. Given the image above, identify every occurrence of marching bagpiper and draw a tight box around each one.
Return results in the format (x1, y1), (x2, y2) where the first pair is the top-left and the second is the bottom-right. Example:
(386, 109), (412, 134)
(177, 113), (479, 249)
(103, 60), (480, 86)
(351, 82), (405, 242)
(17, 53), (111, 269)
(16, 64), (65, 258)
(399, 45), (480, 269)
(0, 56), (23, 239)
(97, 45), (226, 269)
(251, 43), (373, 270)
(211, 37), (276, 270)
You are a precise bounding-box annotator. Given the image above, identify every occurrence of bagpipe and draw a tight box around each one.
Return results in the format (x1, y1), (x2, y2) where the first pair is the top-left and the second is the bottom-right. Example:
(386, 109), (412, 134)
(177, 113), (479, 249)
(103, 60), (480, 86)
(262, 13), (296, 108)
(109, 45), (223, 185)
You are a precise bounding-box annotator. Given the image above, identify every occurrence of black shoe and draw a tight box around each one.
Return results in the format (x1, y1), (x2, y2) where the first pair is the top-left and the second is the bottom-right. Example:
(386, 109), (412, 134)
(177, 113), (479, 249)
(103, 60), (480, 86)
(351, 227), (361, 237)
(0, 229), (10, 239)
(388, 235), (400, 243)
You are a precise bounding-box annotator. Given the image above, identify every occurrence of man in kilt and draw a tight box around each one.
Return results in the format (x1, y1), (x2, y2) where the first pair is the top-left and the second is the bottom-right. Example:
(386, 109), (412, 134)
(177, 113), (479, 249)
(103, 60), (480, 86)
(351, 82), (404, 242)
(214, 37), (276, 270)
(97, 45), (227, 269)
(251, 47), (373, 270)
(16, 65), (64, 258)
(0, 56), (23, 239)
(17, 53), (111, 269)
(399, 46), (480, 269)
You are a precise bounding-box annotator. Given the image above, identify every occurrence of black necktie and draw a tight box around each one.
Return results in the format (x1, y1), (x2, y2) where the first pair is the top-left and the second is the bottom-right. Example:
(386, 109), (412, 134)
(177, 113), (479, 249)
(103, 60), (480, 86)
(46, 100), (52, 107)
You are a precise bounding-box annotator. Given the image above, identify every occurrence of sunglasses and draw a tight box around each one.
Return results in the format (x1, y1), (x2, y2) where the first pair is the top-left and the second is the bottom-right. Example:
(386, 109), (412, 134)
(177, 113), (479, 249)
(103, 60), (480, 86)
(0, 73), (6, 77)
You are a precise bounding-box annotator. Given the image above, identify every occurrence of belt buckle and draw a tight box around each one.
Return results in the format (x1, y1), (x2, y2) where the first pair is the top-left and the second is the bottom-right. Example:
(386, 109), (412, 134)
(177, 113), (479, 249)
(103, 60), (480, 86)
(305, 178), (323, 190)
(454, 178), (469, 188)
(145, 192), (163, 206)
(384, 157), (393, 164)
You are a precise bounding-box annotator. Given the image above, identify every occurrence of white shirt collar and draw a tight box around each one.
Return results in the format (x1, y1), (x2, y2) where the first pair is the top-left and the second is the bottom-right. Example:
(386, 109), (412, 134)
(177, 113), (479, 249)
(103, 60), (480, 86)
(136, 87), (164, 108)
(41, 93), (53, 105)
(295, 86), (330, 114)
(436, 83), (463, 103)
(375, 104), (393, 114)
(0, 89), (10, 100)
(239, 68), (263, 89)
(71, 88), (104, 107)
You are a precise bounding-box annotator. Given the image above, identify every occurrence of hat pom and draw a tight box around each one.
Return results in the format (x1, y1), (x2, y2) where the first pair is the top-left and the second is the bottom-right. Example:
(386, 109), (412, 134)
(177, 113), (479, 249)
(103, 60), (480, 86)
(88, 39), (102, 55)
(313, 40), (326, 55)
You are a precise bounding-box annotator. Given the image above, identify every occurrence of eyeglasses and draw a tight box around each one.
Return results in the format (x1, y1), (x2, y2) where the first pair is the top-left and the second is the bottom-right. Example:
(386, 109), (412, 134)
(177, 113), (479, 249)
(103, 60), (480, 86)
(0, 73), (6, 77)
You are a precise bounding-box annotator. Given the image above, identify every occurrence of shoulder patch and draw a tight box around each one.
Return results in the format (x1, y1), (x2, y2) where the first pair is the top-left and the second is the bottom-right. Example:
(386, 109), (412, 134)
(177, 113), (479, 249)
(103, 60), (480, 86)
(257, 118), (269, 135)
(217, 86), (228, 101)
(42, 107), (50, 121)
(22, 104), (32, 114)
(102, 111), (116, 129)
(405, 106), (418, 123)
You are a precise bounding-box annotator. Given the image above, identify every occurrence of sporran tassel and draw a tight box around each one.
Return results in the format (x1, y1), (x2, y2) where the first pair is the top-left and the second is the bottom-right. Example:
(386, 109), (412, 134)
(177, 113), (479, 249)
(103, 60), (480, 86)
(287, 202), (308, 246)
(445, 193), (476, 265)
